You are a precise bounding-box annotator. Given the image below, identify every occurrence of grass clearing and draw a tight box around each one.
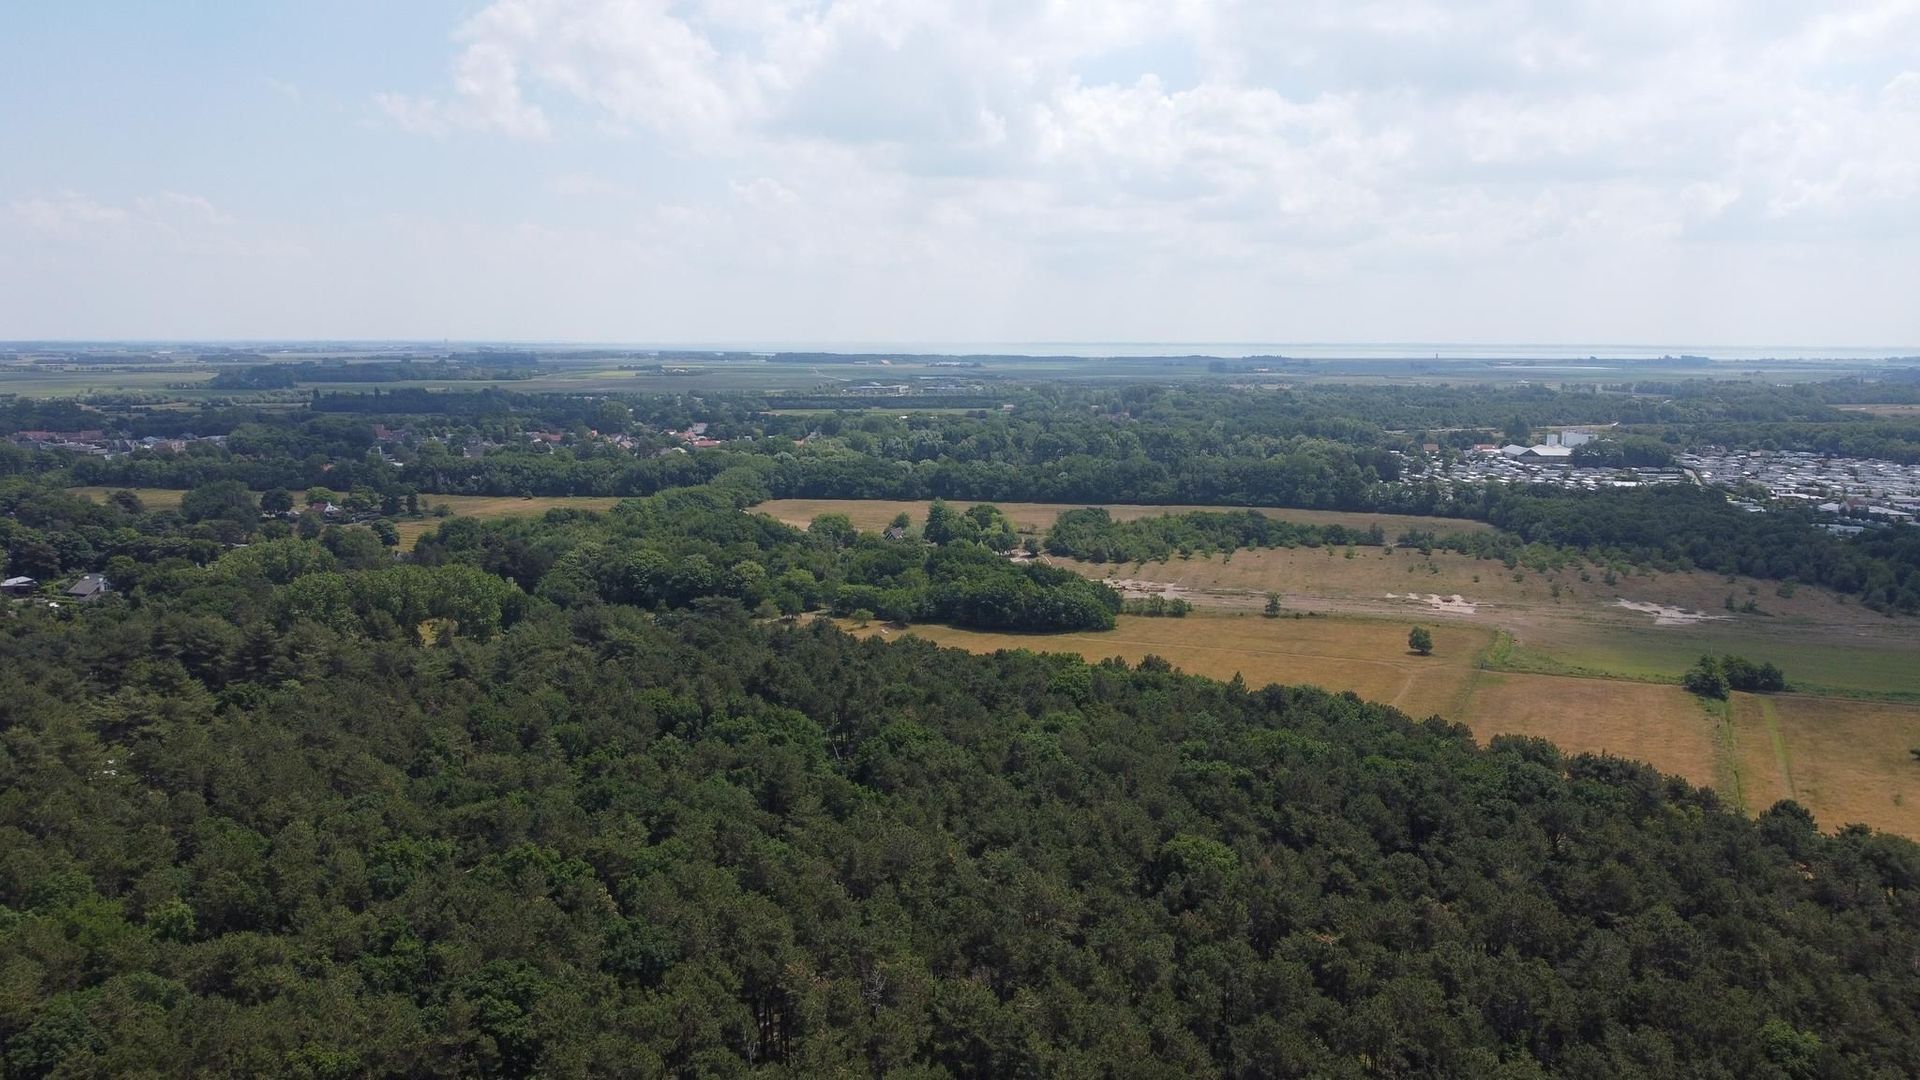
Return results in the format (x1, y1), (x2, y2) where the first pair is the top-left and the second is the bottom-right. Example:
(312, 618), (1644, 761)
(1047, 543), (1920, 701)
(1732, 695), (1920, 837)
(1506, 620), (1920, 700)
(754, 498), (1493, 538)
(68, 486), (192, 511)
(1458, 670), (1728, 794)
(399, 495), (625, 547)
(1061, 544), (1876, 626)
(860, 613), (1492, 723)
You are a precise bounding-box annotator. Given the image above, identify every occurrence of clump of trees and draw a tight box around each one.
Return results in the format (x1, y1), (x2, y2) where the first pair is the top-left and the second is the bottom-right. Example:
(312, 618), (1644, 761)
(1570, 435), (1677, 468)
(1684, 654), (1788, 698)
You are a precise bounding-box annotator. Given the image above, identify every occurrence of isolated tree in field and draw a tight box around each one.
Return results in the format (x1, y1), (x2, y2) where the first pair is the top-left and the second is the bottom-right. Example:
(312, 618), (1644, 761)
(1408, 626), (1433, 655)
(1264, 592), (1283, 618)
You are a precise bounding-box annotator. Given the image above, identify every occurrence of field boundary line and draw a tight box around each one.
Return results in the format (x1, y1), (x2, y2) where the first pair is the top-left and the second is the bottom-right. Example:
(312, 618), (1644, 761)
(1757, 696), (1797, 800)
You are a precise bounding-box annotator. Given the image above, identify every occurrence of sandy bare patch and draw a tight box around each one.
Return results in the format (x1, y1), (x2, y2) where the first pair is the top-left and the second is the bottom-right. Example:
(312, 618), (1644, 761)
(1385, 592), (1480, 615)
(1107, 578), (1207, 603)
(1615, 598), (1728, 626)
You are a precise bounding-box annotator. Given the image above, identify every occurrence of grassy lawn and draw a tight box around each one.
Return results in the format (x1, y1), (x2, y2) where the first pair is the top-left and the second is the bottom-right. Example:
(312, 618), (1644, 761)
(1503, 621), (1920, 700)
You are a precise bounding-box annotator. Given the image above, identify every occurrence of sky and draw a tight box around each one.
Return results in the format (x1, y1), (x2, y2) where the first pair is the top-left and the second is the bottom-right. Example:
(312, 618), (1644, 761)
(1, 1), (1917, 347)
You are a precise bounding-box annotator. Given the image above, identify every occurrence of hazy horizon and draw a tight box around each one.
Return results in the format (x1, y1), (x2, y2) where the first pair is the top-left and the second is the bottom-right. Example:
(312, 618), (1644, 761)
(7, 339), (1920, 362)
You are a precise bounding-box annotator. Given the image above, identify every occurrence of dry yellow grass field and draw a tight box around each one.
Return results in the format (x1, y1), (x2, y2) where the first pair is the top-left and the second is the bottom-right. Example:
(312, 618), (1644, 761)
(1729, 694), (1920, 836)
(69, 486), (190, 511)
(1459, 671), (1728, 792)
(753, 498), (1493, 537)
(862, 614), (1491, 722)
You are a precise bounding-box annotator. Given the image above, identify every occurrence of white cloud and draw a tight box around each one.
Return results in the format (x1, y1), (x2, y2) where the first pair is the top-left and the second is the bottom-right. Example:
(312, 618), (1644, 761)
(9, 190), (302, 260)
(24, 1), (1920, 342)
(11, 192), (131, 231)
(378, 36), (550, 136)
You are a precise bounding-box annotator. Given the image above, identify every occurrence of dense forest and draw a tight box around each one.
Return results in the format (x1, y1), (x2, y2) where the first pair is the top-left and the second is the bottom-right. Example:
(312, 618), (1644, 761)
(5, 598), (1920, 1076)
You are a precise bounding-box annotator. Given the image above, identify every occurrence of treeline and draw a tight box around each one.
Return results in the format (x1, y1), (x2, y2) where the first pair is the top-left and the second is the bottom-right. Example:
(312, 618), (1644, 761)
(2, 598), (1918, 1074)
(1657, 420), (1920, 464)
(1043, 507), (1392, 563)
(1478, 485), (1920, 613)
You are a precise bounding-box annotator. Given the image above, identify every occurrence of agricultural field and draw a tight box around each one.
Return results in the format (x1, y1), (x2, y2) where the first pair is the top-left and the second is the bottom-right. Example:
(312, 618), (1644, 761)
(861, 613), (1920, 838)
(0, 365), (217, 397)
(753, 498), (1493, 538)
